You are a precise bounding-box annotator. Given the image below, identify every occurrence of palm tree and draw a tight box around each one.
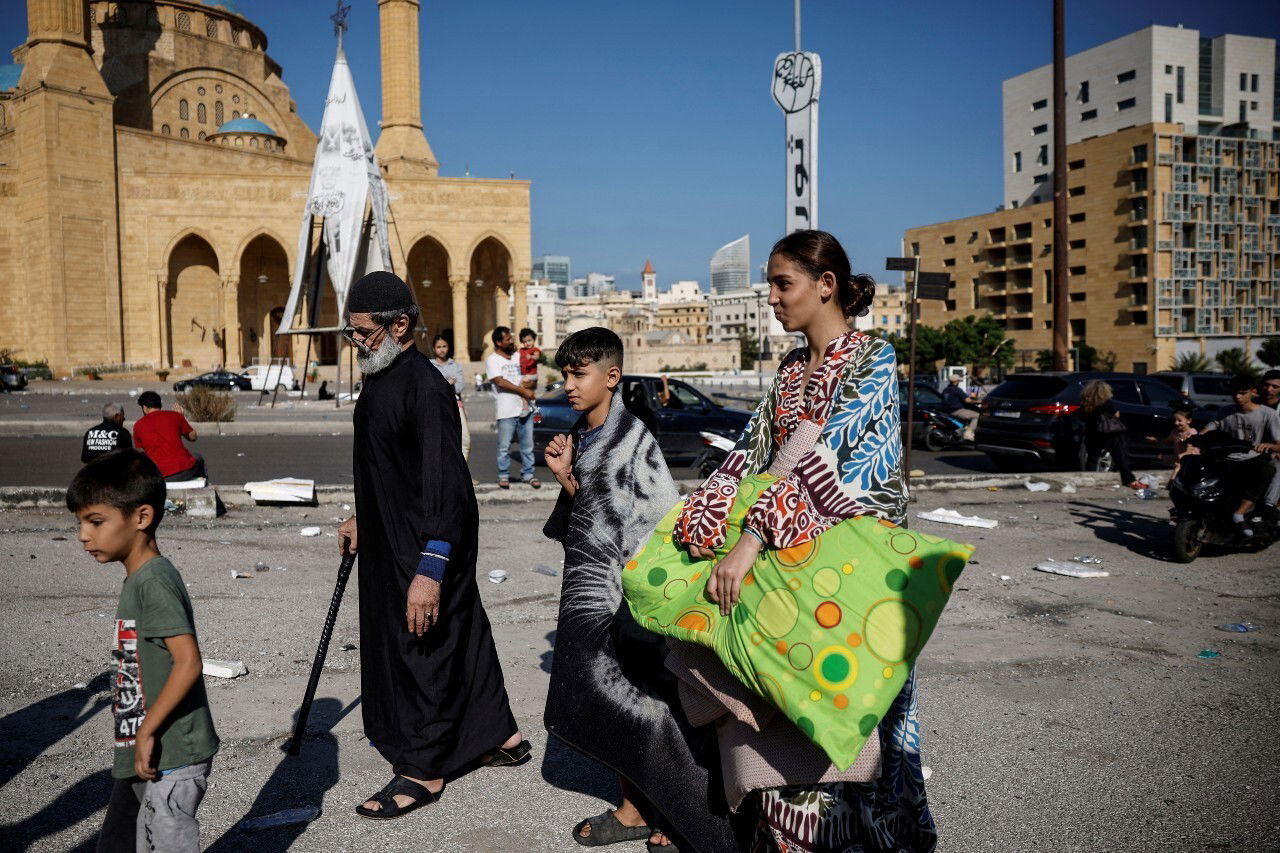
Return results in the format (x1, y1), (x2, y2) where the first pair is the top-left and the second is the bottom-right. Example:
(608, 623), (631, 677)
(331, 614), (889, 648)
(1257, 337), (1280, 368)
(1170, 352), (1211, 373)
(1214, 347), (1261, 381)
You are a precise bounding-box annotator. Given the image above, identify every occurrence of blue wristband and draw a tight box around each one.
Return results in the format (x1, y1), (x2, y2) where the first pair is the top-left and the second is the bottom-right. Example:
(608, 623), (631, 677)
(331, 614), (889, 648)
(416, 539), (451, 582)
(741, 525), (766, 547)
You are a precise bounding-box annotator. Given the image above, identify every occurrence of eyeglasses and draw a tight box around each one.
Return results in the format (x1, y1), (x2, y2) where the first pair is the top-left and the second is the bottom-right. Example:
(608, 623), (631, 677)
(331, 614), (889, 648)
(341, 322), (389, 346)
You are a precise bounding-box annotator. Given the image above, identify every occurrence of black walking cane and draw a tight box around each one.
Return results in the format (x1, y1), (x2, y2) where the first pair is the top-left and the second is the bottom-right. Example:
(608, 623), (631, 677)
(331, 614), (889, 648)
(287, 549), (356, 756)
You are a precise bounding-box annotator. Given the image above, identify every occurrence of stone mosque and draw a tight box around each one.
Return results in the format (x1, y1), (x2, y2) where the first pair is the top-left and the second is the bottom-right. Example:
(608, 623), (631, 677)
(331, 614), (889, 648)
(0, 0), (532, 375)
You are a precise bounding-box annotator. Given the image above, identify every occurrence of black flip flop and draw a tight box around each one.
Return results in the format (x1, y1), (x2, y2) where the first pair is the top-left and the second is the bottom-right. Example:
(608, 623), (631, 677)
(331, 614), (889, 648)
(572, 809), (652, 847)
(481, 738), (532, 767)
(645, 835), (680, 853)
(354, 776), (442, 820)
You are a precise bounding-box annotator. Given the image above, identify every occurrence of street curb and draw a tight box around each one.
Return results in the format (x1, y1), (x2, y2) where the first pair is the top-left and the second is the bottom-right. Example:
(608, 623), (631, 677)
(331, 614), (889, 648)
(0, 420), (502, 437)
(0, 471), (1159, 510)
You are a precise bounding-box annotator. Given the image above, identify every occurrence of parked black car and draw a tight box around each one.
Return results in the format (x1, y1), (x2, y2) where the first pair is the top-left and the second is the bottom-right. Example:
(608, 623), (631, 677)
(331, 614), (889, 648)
(0, 364), (28, 391)
(173, 371), (253, 392)
(533, 375), (752, 462)
(974, 371), (1213, 472)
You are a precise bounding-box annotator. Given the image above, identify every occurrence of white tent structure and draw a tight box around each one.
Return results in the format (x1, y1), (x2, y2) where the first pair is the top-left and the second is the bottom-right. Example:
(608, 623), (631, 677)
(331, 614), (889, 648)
(277, 37), (393, 340)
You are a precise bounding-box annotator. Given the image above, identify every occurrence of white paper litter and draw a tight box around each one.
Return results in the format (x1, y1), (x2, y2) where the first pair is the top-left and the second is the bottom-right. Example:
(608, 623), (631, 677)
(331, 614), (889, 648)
(917, 508), (998, 529)
(203, 659), (248, 679)
(1034, 561), (1110, 578)
(300, 527), (322, 537)
(243, 477), (316, 504)
(487, 569), (508, 584)
(165, 478), (207, 491)
(1024, 480), (1050, 492)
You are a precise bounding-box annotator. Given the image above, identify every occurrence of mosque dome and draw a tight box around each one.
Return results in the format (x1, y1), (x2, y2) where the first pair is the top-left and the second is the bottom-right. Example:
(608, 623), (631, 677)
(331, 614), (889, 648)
(0, 63), (22, 92)
(208, 116), (286, 152)
(216, 117), (276, 135)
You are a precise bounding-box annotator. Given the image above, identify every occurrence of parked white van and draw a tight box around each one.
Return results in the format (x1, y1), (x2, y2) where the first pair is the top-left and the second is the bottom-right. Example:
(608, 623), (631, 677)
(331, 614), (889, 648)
(241, 364), (298, 391)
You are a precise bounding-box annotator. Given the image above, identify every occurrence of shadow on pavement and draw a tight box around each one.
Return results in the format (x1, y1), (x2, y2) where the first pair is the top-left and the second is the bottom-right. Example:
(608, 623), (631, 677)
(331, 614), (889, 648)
(0, 767), (112, 851)
(205, 696), (348, 852)
(1067, 501), (1174, 560)
(539, 735), (618, 805)
(540, 629), (555, 674)
(0, 671), (111, 788)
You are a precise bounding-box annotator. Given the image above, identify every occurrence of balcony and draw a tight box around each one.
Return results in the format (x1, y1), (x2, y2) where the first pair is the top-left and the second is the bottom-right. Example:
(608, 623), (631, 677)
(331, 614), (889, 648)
(1007, 255), (1034, 270)
(1128, 293), (1150, 309)
(1129, 209), (1150, 223)
(1127, 239), (1149, 253)
(1127, 267), (1150, 282)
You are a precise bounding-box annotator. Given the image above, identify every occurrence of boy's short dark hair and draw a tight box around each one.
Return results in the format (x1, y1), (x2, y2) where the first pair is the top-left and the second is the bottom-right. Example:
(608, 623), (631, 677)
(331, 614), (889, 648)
(1262, 369), (1280, 382)
(555, 327), (624, 371)
(519, 327), (537, 341)
(138, 391), (162, 409)
(491, 326), (511, 346)
(66, 449), (167, 532)
(1230, 375), (1257, 394)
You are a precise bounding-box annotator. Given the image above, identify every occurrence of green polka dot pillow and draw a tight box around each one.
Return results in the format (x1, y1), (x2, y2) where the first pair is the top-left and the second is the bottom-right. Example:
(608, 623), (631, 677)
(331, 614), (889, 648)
(622, 474), (972, 771)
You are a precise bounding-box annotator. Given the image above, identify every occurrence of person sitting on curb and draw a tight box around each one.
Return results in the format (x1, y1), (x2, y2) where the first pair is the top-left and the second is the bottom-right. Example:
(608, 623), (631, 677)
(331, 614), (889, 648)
(134, 391), (206, 483)
(82, 402), (133, 463)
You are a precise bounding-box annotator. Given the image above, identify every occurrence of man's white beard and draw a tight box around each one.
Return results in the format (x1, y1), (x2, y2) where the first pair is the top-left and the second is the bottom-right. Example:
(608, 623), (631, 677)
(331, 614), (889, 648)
(356, 333), (400, 375)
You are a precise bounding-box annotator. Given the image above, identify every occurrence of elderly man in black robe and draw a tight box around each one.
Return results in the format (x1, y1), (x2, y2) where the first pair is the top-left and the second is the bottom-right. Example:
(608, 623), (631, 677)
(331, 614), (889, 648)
(336, 271), (529, 820)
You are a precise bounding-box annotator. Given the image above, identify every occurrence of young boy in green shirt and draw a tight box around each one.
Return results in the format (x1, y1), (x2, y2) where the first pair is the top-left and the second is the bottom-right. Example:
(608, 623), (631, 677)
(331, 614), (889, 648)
(67, 449), (219, 852)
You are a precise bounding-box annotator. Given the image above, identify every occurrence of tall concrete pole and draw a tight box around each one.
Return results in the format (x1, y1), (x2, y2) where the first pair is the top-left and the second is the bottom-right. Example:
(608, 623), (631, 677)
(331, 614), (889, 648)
(794, 0), (801, 52)
(1051, 0), (1069, 370)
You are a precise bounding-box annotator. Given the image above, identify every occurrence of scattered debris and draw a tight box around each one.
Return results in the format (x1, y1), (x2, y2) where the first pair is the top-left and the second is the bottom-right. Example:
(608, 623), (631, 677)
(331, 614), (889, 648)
(1139, 474), (1161, 488)
(237, 806), (321, 832)
(1196, 649), (1221, 660)
(73, 682), (87, 689)
(341, 643), (357, 651)
(203, 659), (248, 678)
(1071, 554), (1104, 565)
(1135, 488), (1157, 500)
(300, 527), (322, 537)
(917, 508), (998, 529)
(230, 570), (252, 579)
(998, 575), (1012, 581)
(487, 569), (508, 584)
(909, 468), (925, 478)
(532, 564), (558, 577)
(244, 478), (316, 505)
(921, 766), (933, 781)
(1215, 622), (1259, 633)
(1061, 484), (1077, 494)
(1024, 480), (1050, 492)
(986, 487), (999, 492)
(254, 561), (269, 573)
(1034, 561), (1109, 578)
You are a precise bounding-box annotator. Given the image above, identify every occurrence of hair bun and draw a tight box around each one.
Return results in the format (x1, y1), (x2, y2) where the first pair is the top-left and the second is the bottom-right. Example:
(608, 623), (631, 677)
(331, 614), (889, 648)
(844, 273), (876, 318)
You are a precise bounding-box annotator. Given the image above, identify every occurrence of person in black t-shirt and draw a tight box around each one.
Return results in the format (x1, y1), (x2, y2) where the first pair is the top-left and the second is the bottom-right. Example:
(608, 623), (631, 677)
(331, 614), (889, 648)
(82, 402), (133, 463)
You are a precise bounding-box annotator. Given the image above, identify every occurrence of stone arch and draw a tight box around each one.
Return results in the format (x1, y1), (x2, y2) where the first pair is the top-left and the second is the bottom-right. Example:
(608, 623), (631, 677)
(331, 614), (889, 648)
(166, 234), (222, 369)
(236, 234), (292, 368)
(405, 234), (452, 355)
(466, 235), (513, 361)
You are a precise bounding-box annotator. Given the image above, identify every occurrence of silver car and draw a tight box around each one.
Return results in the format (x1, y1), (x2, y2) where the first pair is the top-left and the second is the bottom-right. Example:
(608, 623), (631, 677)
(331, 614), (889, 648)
(1151, 372), (1234, 412)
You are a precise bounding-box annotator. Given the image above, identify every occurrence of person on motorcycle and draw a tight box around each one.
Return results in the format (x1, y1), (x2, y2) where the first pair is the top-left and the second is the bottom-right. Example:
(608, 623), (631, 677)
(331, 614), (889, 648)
(941, 375), (979, 442)
(1257, 371), (1280, 507)
(1201, 376), (1280, 537)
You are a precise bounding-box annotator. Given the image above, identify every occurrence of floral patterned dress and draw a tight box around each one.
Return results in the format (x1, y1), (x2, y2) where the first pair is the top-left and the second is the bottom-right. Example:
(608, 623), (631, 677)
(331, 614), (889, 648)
(677, 331), (937, 853)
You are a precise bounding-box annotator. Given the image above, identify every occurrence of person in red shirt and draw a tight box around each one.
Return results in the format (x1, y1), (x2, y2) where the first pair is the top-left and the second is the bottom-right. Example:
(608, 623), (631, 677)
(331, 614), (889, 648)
(133, 392), (206, 482)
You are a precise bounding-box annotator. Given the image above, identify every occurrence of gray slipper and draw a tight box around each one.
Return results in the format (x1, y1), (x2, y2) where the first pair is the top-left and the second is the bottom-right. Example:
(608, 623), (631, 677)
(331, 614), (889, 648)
(573, 810), (652, 847)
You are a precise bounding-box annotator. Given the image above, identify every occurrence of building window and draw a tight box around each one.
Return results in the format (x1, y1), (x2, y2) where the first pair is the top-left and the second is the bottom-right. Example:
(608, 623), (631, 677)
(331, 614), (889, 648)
(1240, 72), (1248, 90)
(1068, 186), (1085, 197)
(1032, 99), (1047, 110)
(1033, 173), (1048, 183)
(1068, 212), (1086, 223)
(1240, 100), (1247, 122)
(1250, 101), (1258, 110)
(206, 18), (218, 39)
(176, 11), (191, 32)
(215, 101), (224, 125)
(910, 242), (919, 256)
(1165, 64), (1172, 74)
(1176, 66), (1184, 103)
(1068, 159), (1085, 170)
(1013, 151), (1022, 172)
(160, 123), (170, 135)
(943, 258), (955, 267)
(1251, 74), (1258, 92)
(180, 127), (189, 138)
(232, 94), (241, 104)
(1069, 239), (1086, 249)
(179, 99), (189, 120)
(1078, 81), (1090, 103)
(1132, 143), (1147, 162)
(1032, 124), (1047, 135)
(232, 110), (240, 119)
(197, 131), (206, 141)
(1116, 69), (1136, 83)
(1117, 97), (1136, 111)
(1164, 93), (1173, 122)
(1069, 265), (1085, 276)
(1133, 362), (1147, 374)
(231, 27), (242, 45)
(1036, 144), (1048, 165)
(197, 103), (207, 124)
(1081, 108), (1097, 121)
(943, 235), (955, 244)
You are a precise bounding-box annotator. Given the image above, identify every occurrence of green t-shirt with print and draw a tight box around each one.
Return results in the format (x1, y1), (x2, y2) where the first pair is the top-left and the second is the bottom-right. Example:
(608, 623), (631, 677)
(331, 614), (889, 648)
(112, 556), (219, 780)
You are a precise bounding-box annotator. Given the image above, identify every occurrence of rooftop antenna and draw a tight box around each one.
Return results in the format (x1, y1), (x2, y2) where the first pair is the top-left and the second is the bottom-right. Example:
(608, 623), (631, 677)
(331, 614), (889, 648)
(331, 0), (351, 48)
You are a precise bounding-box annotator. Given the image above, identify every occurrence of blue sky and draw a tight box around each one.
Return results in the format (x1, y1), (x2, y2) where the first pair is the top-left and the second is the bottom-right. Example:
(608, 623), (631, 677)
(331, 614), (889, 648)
(2, 1), (1273, 288)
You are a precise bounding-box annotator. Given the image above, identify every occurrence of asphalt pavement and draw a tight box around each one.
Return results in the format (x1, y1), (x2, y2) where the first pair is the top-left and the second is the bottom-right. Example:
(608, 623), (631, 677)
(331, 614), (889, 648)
(1, 485), (1276, 851)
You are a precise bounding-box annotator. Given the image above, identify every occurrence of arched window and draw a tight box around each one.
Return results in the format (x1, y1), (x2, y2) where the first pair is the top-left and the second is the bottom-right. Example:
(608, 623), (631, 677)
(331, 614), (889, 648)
(232, 94), (240, 104)
(198, 131), (206, 141)
(231, 27), (241, 45)
(160, 123), (170, 135)
(206, 18), (218, 39)
(180, 127), (189, 138)
(197, 103), (206, 124)
(215, 101), (224, 125)
(0, 105), (6, 126)
(232, 110), (240, 119)
(176, 11), (191, 32)
(178, 99), (189, 120)
(251, 137), (260, 148)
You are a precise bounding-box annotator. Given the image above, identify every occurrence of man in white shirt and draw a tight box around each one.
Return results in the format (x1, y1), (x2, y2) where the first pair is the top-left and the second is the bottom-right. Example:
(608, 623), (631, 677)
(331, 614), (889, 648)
(486, 326), (540, 489)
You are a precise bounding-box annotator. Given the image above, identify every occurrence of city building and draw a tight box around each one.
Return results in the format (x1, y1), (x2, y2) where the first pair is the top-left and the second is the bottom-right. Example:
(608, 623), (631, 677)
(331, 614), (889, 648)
(659, 280), (704, 304)
(0, 0), (533, 372)
(523, 281), (566, 347)
(1003, 25), (1277, 208)
(584, 272), (615, 296)
(641, 259), (657, 301)
(867, 285), (908, 337)
(532, 255), (571, 299)
(906, 123), (1280, 372)
(711, 235), (751, 294)
(655, 301), (708, 344)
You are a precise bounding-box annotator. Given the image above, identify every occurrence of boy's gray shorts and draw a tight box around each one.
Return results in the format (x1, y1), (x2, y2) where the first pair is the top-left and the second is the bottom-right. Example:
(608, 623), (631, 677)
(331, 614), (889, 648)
(97, 760), (212, 853)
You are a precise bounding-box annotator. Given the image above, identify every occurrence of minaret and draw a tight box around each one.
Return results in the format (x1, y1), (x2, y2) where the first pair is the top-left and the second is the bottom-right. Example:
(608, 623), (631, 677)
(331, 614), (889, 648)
(374, 0), (440, 176)
(642, 259), (657, 302)
(13, 0), (121, 374)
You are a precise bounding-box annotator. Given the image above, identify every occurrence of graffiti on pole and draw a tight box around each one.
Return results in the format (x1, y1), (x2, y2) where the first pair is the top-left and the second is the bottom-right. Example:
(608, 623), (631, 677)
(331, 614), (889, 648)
(772, 51), (822, 234)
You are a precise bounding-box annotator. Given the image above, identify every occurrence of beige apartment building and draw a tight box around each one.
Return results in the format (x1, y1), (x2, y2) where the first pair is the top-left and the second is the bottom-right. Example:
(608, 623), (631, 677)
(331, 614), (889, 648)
(867, 285), (907, 338)
(0, 0), (532, 374)
(655, 301), (708, 344)
(904, 122), (1280, 373)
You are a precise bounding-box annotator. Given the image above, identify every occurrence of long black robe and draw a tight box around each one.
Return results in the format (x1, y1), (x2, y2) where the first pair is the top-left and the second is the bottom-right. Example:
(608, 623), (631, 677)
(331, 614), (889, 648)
(354, 347), (517, 779)
(543, 392), (739, 853)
